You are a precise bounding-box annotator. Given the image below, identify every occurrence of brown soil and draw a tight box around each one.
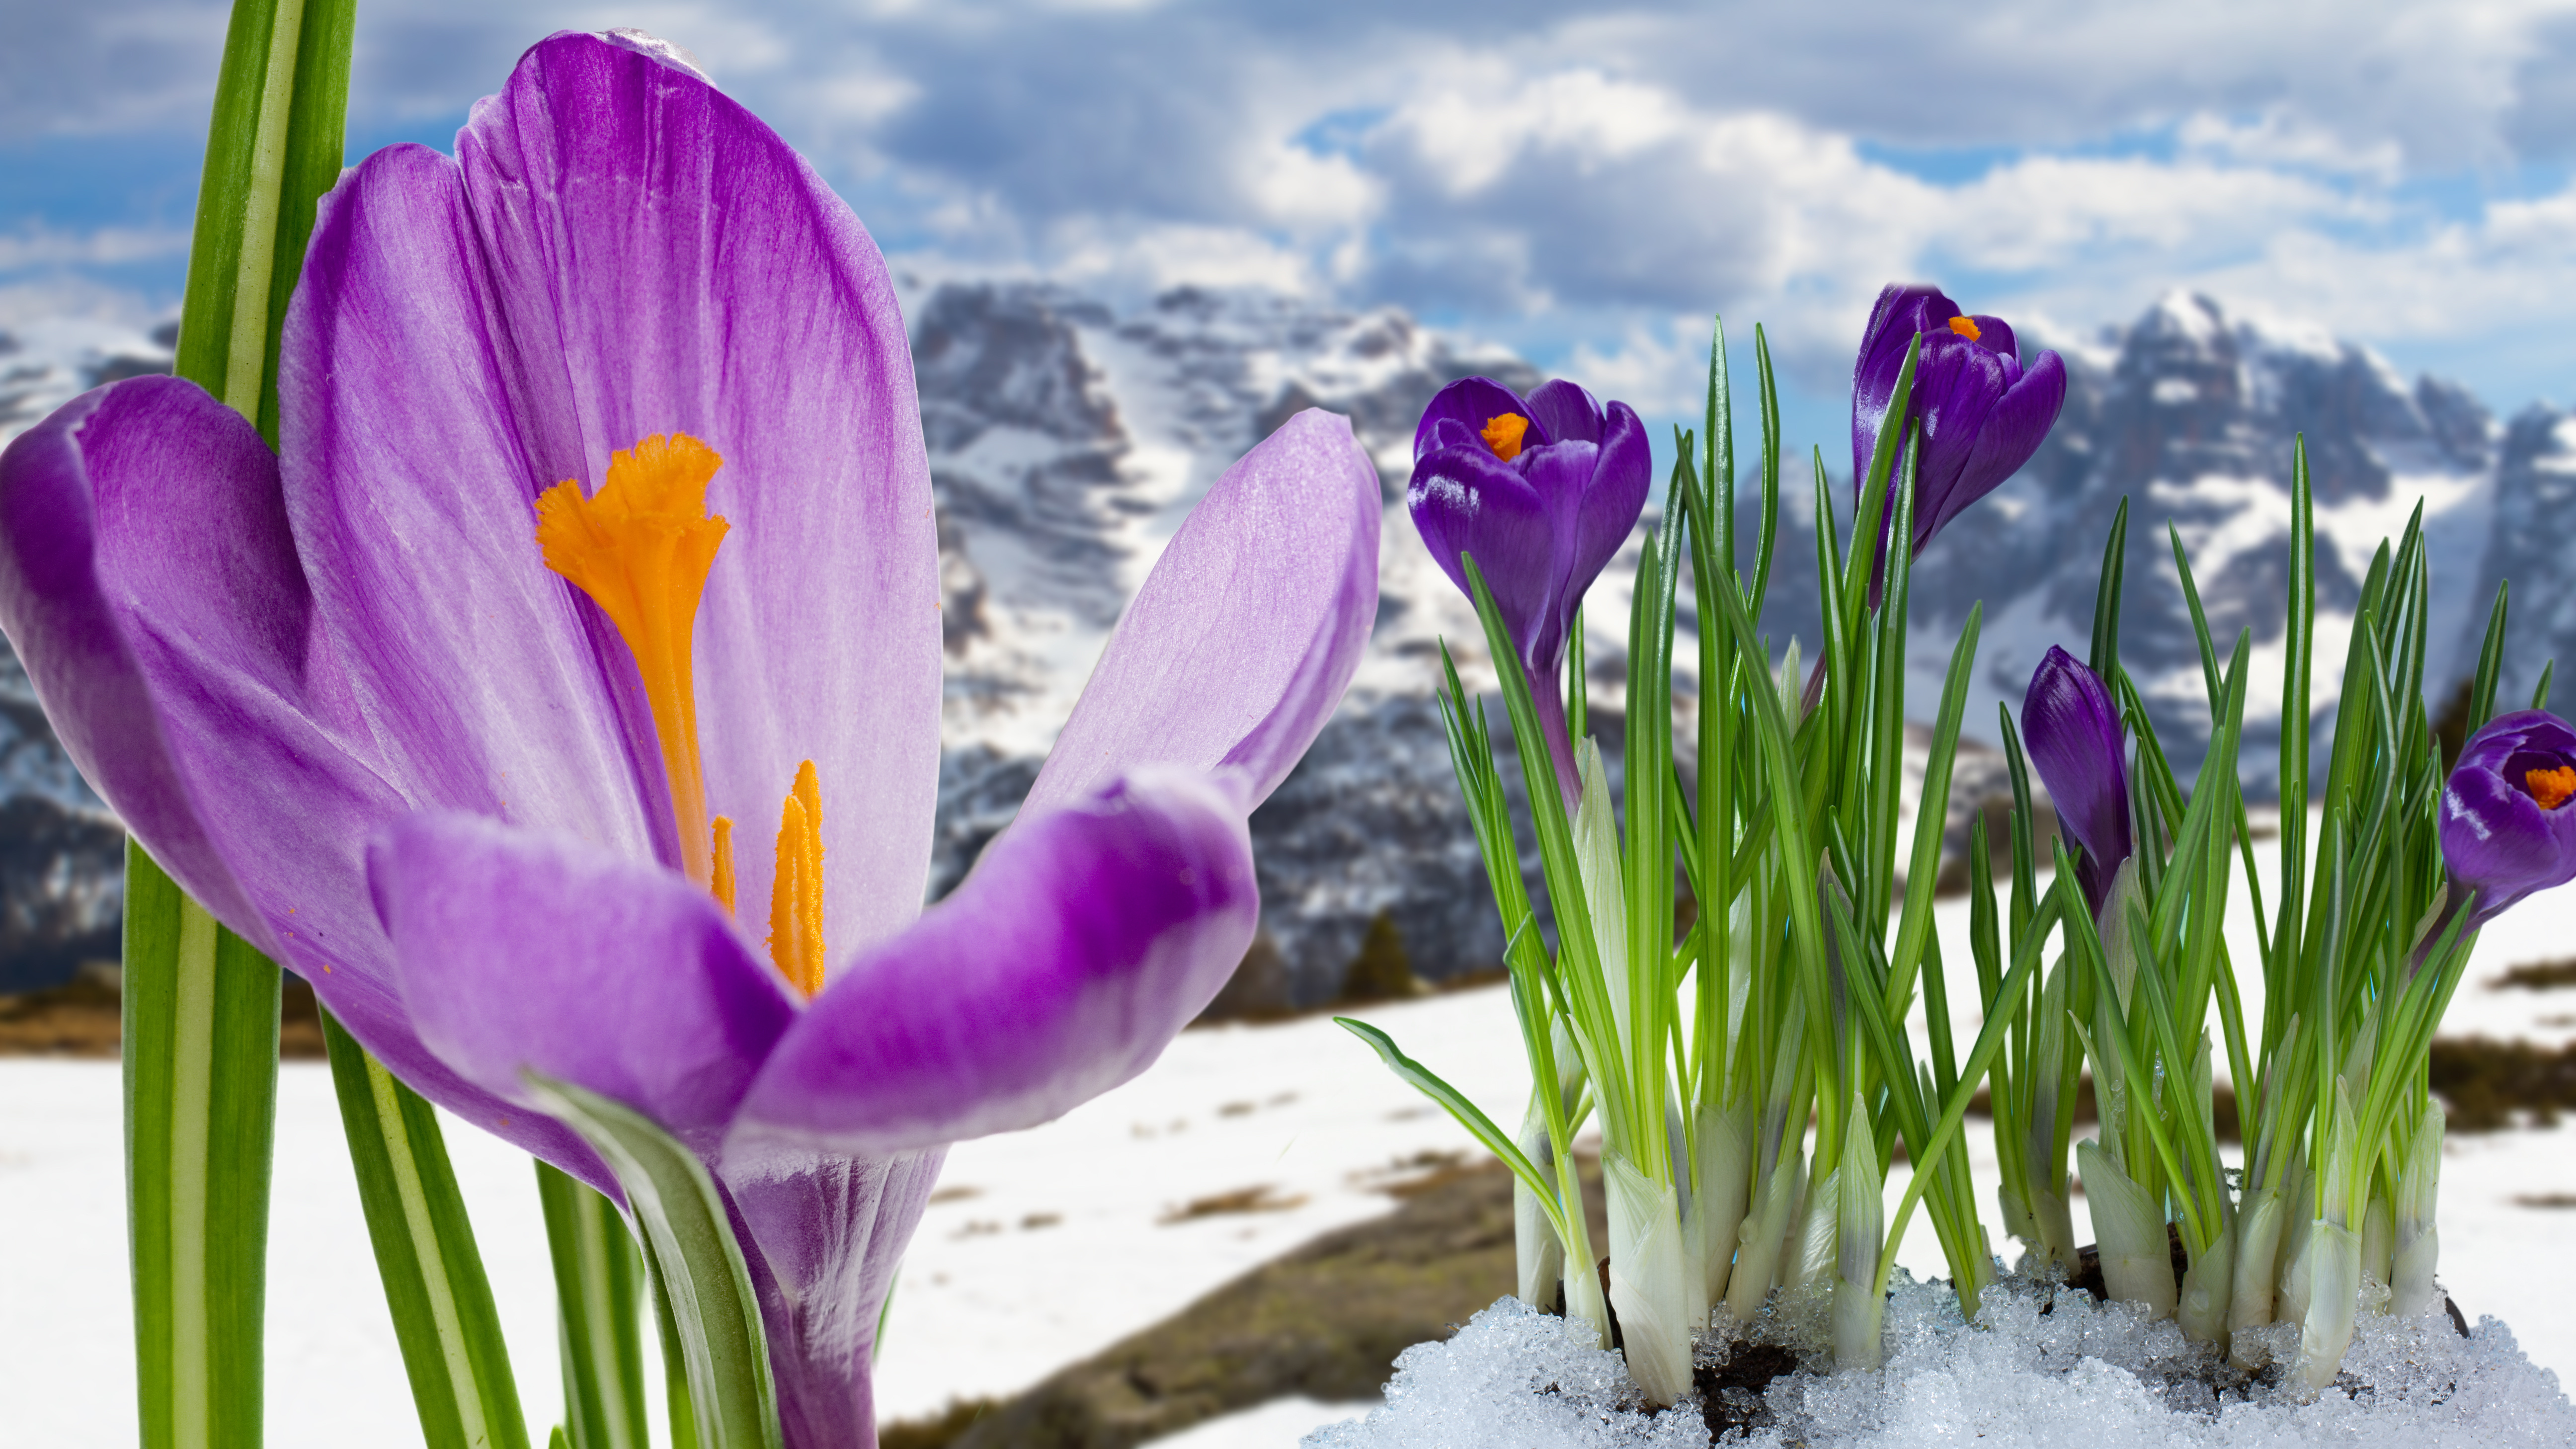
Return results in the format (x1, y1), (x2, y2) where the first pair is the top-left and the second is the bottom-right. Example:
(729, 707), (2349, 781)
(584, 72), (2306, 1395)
(885, 1155), (1607, 1449)
(0, 972), (325, 1059)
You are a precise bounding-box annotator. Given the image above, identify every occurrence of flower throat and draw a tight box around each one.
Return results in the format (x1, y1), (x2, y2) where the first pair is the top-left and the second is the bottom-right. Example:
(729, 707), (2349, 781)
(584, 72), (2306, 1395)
(535, 432), (829, 995)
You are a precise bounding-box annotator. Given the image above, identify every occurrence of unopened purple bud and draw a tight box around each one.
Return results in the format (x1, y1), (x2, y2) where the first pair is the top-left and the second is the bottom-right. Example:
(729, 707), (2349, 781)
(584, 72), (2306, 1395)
(2021, 645), (2131, 913)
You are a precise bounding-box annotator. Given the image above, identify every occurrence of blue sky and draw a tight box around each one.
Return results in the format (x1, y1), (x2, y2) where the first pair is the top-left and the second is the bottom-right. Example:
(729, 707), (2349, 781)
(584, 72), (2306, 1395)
(10, 0), (2576, 461)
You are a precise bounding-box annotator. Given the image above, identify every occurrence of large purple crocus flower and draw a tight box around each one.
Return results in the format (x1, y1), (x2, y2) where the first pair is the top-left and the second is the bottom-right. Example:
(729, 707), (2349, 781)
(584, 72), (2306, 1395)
(2440, 709), (2576, 929)
(0, 32), (1379, 1447)
(1851, 284), (2067, 575)
(1407, 377), (1649, 803)
(2022, 646), (2132, 913)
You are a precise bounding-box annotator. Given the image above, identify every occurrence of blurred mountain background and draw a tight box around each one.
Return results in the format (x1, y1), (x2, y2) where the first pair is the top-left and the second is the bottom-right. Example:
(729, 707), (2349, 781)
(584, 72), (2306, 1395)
(0, 283), (2558, 997)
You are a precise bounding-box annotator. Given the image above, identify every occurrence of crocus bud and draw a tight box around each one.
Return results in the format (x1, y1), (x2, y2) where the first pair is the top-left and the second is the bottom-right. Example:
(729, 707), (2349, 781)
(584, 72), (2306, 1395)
(1409, 376), (1650, 800)
(2440, 708), (2576, 927)
(1851, 284), (2067, 562)
(2021, 645), (2132, 912)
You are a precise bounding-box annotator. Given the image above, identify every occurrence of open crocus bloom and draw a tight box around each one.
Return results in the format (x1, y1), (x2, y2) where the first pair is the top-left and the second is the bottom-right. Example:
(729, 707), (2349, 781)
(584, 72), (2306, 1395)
(2441, 709), (2576, 928)
(2020, 645), (2132, 914)
(1851, 283), (2067, 566)
(1406, 377), (1649, 802)
(0, 32), (1378, 1446)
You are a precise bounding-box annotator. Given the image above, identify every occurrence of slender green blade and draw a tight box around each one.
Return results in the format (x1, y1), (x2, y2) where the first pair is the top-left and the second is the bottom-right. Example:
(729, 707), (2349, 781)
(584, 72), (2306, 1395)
(124, 845), (281, 1449)
(1335, 1018), (1570, 1235)
(538, 1163), (649, 1449)
(176, 0), (359, 438)
(128, 4), (355, 1436)
(526, 1074), (783, 1449)
(322, 1011), (532, 1449)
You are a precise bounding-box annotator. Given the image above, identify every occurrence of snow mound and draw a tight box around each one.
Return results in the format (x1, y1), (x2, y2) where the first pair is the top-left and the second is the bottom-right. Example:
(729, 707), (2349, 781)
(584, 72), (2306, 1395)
(1305, 1275), (2576, 1448)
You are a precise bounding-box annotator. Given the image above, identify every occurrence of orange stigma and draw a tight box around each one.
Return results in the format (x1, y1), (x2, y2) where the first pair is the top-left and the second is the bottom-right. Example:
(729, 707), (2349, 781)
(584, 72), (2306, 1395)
(1480, 412), (1530, 462)
(2528, 765), (2576, 811)
(711, 817), (737, 915)
(767, 761), (827, 997)
(535, 433), (730, 885)
(1947, 315), (1983, 342)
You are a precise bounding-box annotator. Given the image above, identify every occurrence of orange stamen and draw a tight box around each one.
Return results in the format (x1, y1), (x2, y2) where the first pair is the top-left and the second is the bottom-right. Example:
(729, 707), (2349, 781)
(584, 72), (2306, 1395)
(767, 761), (827, 996)
(1948, 315), (1983, 342)
(711, 817), (736, 916)
(535, 433), (730, 885)
(1480, 412), (1530, 462)
(2528, 765), (2576, 811)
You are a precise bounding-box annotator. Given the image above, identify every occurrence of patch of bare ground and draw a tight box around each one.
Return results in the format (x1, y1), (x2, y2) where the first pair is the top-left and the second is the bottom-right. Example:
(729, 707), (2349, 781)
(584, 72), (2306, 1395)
(0, 969), (325, 1058)
(884, 1154), (1607, 1449)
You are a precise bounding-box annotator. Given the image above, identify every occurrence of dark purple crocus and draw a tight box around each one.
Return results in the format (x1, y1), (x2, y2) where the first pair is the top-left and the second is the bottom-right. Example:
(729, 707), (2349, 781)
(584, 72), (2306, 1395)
(1851, 284), (2067, 571)
(1408, 376), (1650, 804)
(2022, 646), (2131, 913)
(2440, 710), (2576, 929)
(0, 33), (1379, 1448)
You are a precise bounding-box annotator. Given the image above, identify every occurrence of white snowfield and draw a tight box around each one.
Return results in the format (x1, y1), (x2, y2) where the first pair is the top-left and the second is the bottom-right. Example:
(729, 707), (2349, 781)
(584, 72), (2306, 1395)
(6, 876), (2576, 1447)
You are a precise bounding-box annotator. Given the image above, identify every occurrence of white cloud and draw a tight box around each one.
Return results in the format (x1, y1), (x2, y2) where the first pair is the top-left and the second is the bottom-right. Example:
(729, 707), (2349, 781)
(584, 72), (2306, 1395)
(0, 224), (189, 271)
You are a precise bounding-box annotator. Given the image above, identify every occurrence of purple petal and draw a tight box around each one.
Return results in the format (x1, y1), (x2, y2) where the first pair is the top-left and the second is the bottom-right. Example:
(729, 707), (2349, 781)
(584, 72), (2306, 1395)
(459, 32), (942, 955)
(1907, 336), (2012, 541)
(286, 140), (669, 870)
(1513, 439), (1601, 676)
(374, 811), (801, 1157)
(2444, 710), (2576, 921)
(1021, 409), (1378, 816)
(1563, 402), (1652, 621)
(2021, 645), (2131, 905)
(1414, 376), (1543, 463)
(1923, 351), (2067, 546)
(719, 1148), (943, 1449)
(1525, 379), (1607, 448)
(1408, 442), (1556, 666)
(1964, 314), (2019, 362)
(1851, 283), (1963, 500)
(724, 767), (1259, 1158)
(0, 379), (613, 1186)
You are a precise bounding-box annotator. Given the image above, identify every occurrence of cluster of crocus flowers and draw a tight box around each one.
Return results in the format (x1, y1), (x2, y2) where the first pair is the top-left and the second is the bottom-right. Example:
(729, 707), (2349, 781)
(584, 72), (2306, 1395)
(1406, 377), (1650, 803)
(1851, 284), (2068, 570)
(0, 31), (1379, 1447)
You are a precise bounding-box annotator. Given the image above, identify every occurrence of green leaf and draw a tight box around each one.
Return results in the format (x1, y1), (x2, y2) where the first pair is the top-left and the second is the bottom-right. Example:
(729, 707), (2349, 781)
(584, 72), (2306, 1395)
(523, 1074), (784, 1449)
(322, 1010), (532, 1449)
(177, 0), (359, 439)
(538, 1162), (650, 1449)
(123, 844), (282, 1449)
(1335, 1018), (1571, 1241)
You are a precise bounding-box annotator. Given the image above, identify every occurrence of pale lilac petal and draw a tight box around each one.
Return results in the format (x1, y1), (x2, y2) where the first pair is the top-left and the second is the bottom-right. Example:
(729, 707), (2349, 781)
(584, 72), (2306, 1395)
(285, 141), (666, 868)
(724, 768), (1258, 1158)
(1021, 409), (1377, 816)
(374, 811), (800, 1157)
(456, 33), (942, 954)
(0, 378), (611, 1185)
(718, 1148), (943, 1449)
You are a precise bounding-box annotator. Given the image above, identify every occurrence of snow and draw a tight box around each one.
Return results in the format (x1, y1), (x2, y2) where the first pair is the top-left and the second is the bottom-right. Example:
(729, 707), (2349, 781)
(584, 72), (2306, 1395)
(1308, 1283), (2576, 1449)
(11, 877), (2576, 1445)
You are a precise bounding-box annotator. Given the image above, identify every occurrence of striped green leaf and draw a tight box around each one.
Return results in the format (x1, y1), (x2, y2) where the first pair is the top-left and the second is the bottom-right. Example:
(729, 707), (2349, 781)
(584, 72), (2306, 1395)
(129, 0), (356, 1440)
(123, 846), (282, 1449)
(525, 1074), (783, 1449)
(177, 0), (359, 439)
(322, 1011), (531, 1449)
(537, 1163), (650, 1449)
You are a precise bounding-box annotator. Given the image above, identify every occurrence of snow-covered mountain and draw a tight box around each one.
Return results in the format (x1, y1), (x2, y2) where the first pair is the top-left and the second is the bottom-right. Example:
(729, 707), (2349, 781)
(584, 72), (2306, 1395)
(1, 286), (2569, 1001)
